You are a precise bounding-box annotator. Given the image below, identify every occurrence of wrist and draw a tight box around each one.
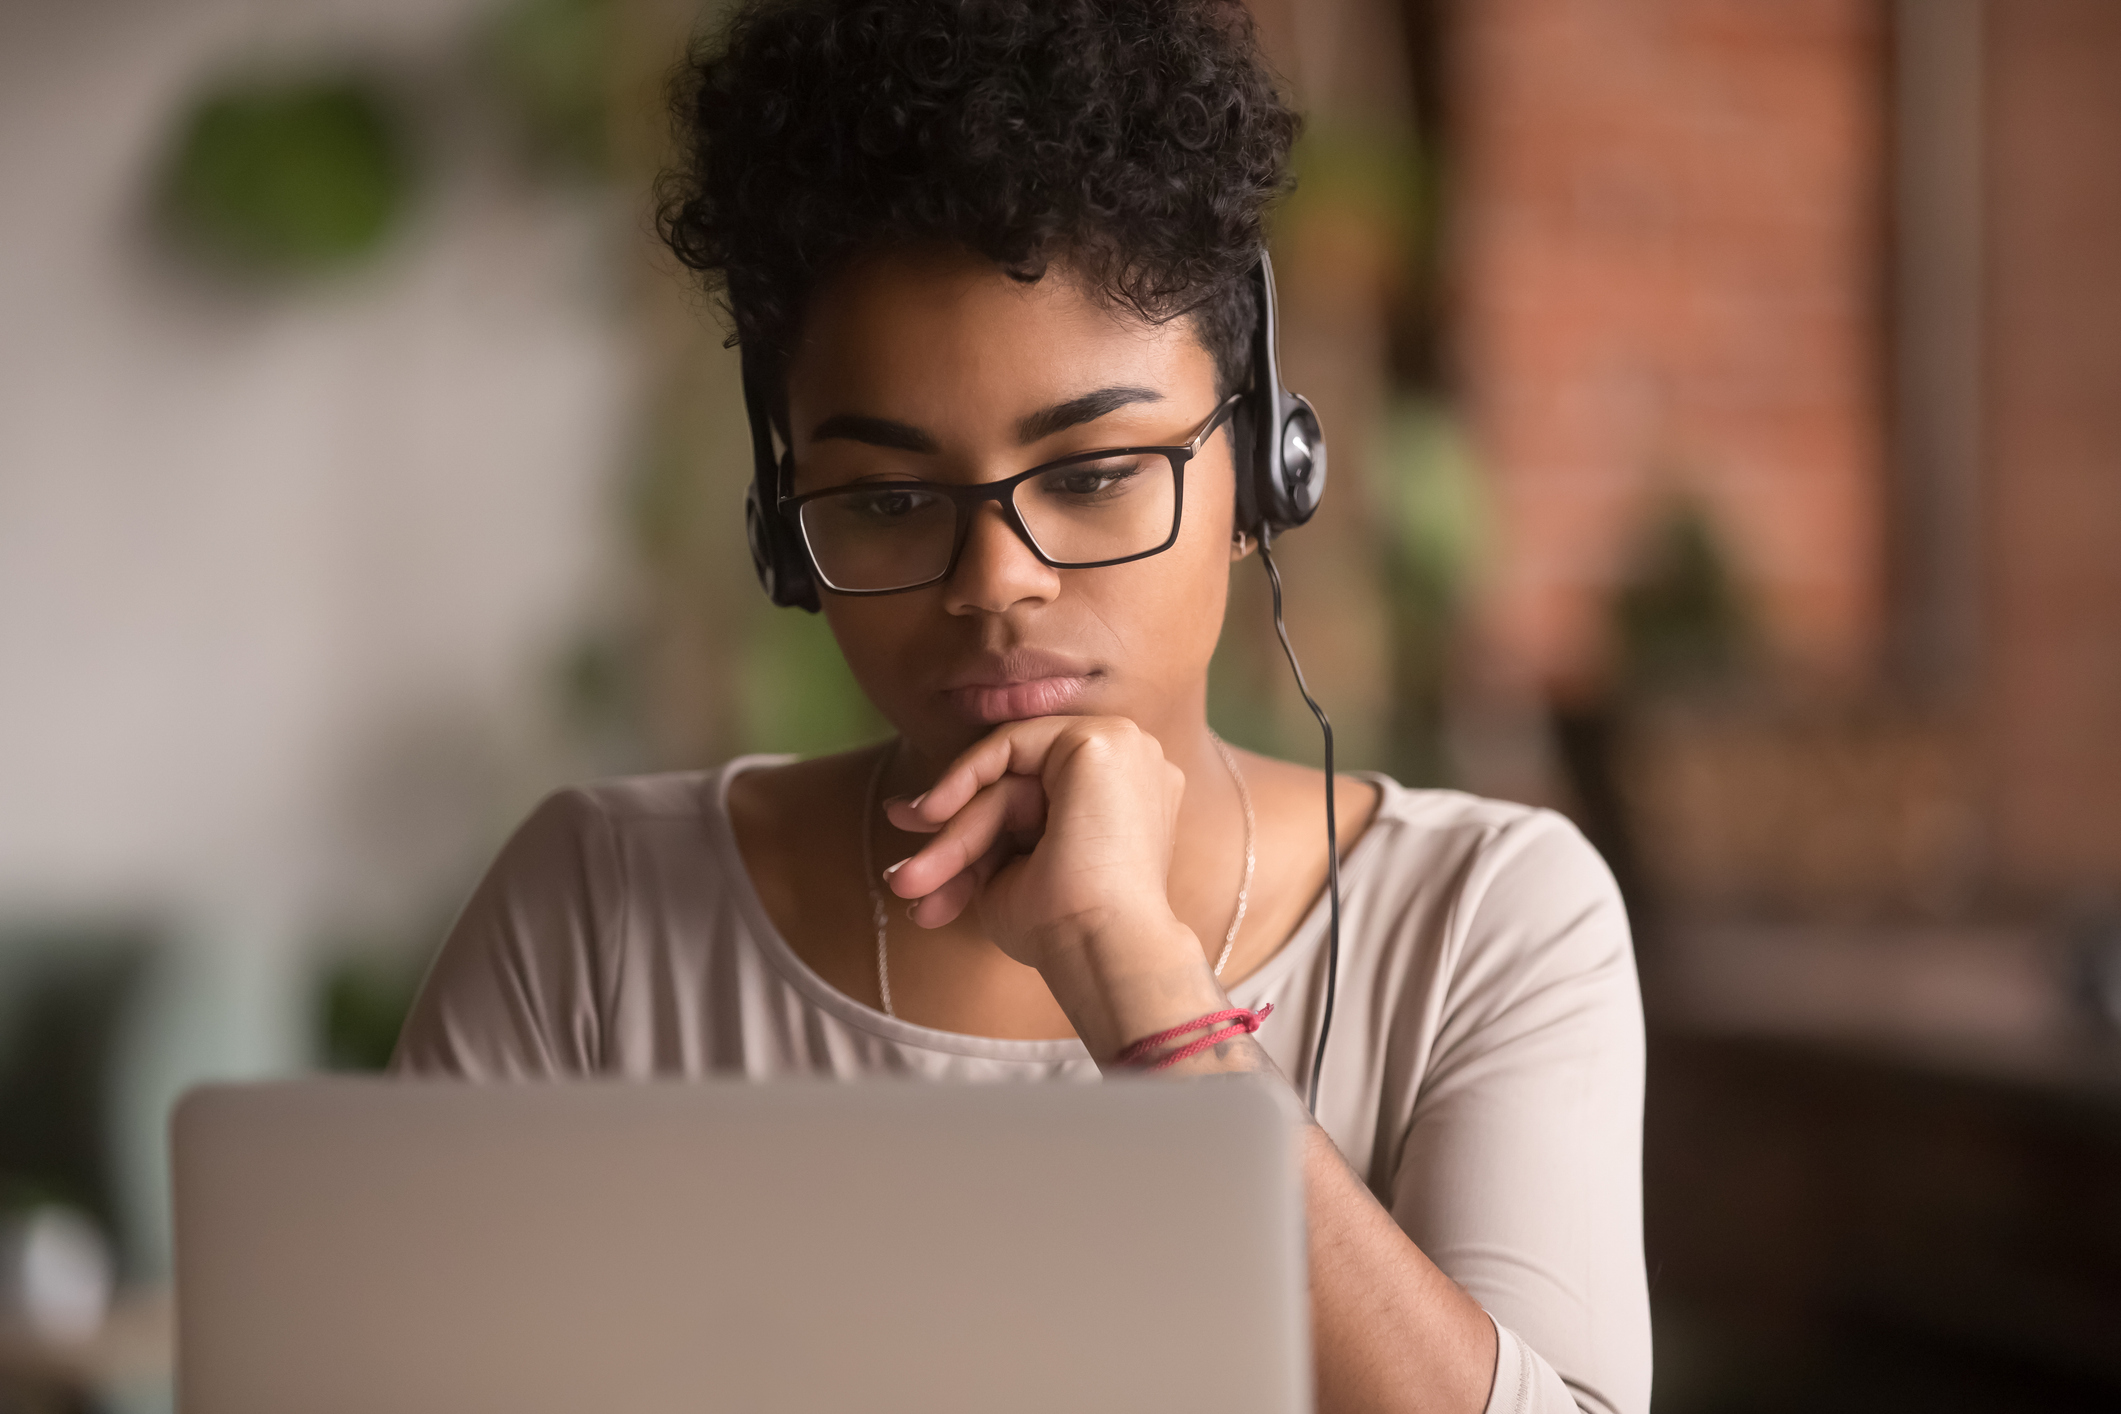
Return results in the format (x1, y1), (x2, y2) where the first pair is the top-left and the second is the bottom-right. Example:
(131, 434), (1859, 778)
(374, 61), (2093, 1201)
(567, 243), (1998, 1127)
(1027, 903), (1197, 971)
(1031, 913), (1228, 1063)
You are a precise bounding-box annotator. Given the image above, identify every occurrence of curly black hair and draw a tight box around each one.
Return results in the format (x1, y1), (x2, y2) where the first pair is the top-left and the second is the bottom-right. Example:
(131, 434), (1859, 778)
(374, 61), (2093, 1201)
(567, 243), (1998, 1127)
(657, 0), (1299, 401)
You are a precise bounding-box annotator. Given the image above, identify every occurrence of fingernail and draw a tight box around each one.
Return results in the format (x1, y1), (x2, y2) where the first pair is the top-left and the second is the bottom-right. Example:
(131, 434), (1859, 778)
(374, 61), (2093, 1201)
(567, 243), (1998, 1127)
(904, 901), (921, 922)
(883, 857), (909, 876)
(908, 791), (928, 810)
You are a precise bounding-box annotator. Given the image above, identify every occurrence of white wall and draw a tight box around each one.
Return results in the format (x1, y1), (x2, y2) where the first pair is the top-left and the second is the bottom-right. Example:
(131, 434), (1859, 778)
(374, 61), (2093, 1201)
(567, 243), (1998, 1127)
(0, 0), (632, 1270)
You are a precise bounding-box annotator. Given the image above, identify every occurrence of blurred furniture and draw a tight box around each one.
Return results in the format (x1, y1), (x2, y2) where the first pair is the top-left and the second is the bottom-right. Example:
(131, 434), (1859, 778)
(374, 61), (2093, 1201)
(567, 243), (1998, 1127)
(0, 1287), (170, 1414)
(0, 928), (151, 1238)
(1645, 925), (2121, 1414)
(0, 928), (164, 1414)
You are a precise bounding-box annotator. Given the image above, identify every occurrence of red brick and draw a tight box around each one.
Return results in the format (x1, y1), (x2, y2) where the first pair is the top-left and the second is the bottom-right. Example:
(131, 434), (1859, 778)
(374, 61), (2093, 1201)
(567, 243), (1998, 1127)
(1452, 0), (1889, 693)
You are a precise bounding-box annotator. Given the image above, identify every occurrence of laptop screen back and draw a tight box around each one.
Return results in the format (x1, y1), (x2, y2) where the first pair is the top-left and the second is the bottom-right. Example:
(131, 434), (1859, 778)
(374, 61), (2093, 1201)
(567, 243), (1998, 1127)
(173, 1077), (1309, 1414)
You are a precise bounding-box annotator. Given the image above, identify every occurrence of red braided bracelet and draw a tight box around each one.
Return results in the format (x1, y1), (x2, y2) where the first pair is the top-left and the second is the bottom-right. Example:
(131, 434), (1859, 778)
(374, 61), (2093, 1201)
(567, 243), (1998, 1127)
(1114, 1003), (1274, 1072)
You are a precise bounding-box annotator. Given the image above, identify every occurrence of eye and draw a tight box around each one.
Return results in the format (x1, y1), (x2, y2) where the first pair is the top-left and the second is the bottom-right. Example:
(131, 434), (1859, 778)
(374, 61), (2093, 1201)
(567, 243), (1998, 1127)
(1041, 459), (1144, 499)
(843, 485), (941, 520)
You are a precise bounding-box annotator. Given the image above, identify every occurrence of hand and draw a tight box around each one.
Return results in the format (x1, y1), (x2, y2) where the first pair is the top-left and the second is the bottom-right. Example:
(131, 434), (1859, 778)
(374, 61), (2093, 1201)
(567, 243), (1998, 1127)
(881, 716), (1192, 973)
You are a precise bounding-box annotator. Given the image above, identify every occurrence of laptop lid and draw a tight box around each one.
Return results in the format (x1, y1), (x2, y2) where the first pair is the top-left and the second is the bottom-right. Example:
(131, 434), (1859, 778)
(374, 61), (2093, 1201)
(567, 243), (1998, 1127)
(172, 1077), (1309, 1413)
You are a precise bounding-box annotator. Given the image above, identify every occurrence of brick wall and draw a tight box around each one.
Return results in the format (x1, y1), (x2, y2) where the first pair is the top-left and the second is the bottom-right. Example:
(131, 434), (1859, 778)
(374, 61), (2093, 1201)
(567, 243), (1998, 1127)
(1452, 0), (1889, 696)
(1984, 0), (2121, 894)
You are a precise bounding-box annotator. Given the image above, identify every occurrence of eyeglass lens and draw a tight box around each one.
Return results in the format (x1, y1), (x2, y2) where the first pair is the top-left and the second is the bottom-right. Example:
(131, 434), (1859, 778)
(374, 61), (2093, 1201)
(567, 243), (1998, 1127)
(796, 452), (1180, 592)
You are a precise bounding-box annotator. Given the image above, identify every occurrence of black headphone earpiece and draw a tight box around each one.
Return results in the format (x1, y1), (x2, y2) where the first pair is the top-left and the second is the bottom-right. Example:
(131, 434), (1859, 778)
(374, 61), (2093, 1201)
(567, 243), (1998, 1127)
(1243, 250), (1328, 536)
(740, 340), (821, 612)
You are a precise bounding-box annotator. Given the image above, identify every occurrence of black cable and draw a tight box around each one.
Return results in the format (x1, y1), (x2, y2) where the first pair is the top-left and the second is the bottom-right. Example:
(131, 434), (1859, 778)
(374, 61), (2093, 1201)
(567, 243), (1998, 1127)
(1256, 528), (1338, 1115)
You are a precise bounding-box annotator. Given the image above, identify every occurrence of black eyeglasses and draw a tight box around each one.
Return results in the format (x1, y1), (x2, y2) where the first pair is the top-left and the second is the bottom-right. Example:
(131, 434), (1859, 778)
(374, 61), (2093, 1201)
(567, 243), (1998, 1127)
(779, 394), (1243, 596)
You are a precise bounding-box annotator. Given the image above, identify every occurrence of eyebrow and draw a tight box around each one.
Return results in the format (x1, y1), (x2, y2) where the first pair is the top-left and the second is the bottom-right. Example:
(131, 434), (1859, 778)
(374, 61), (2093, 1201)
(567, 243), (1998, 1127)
(806, 385), (1166, 456)
(1015, 386), (1164, 445)
(807, 414), (939, 454)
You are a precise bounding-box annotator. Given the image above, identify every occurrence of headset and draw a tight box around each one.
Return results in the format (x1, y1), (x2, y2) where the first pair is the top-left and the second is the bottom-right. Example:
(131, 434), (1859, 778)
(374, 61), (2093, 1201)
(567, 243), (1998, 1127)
(738, 250), (1343, 1113)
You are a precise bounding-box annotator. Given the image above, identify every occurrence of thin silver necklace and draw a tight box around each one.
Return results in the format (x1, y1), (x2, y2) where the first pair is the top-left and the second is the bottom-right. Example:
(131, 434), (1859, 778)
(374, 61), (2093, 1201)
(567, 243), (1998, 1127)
(860, 731), (1258, 1019)
(861, 743), (897, 1017)
(1207, 730), (1257, 978)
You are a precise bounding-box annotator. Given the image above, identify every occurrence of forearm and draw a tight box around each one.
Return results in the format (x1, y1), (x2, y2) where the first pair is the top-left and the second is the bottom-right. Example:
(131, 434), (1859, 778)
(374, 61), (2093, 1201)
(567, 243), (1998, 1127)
(1045, 923), (1495, 1414)
(1302, 1125), (1496, 1414)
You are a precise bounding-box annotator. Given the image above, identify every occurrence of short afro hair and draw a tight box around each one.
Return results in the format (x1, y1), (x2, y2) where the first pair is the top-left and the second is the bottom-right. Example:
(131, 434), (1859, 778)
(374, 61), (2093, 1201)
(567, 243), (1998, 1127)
(656, 0), (1300, 400)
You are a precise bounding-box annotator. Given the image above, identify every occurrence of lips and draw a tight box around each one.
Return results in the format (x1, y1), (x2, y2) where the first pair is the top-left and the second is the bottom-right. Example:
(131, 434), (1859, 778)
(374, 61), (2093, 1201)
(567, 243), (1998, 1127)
(939, 651), (1101, 724)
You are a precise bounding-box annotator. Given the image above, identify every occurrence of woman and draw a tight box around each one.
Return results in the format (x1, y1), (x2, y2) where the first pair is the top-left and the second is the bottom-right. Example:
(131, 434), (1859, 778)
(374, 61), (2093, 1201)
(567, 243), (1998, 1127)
(394, 3), (1651, 1411)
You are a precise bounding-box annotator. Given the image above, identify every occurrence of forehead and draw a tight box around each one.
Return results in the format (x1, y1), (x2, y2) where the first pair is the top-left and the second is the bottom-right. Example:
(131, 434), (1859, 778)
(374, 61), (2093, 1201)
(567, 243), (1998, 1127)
(784, 247), (1218, 433)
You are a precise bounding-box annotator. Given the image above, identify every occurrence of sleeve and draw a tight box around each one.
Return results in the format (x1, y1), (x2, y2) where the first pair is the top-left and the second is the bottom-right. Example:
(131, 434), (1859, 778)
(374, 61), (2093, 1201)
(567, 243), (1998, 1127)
(389, 787), (624, 1079)
(1388, 812), (1651, 1414)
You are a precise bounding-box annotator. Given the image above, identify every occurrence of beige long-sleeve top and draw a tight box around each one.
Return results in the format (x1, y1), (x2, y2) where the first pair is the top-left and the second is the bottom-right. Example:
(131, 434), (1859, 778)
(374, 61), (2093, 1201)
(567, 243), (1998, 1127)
(394, 756), (1651, 1414)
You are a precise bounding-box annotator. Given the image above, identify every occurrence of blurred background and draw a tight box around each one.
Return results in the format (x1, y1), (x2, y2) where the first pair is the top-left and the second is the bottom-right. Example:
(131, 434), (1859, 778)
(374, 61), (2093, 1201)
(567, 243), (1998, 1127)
(0, 0), (2115, 1409)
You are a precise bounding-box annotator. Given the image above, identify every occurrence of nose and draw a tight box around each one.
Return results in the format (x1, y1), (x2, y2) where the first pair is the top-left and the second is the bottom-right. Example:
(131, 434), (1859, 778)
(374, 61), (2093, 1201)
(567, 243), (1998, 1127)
(943, 501), (1061, 615)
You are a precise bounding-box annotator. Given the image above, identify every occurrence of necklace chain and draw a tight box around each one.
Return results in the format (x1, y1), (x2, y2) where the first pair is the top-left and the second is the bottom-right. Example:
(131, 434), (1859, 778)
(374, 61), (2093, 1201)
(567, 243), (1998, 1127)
(1208, 730), (1257, 978)
(861, 731), (1257, 1018)
(861, 744), (896, 1017)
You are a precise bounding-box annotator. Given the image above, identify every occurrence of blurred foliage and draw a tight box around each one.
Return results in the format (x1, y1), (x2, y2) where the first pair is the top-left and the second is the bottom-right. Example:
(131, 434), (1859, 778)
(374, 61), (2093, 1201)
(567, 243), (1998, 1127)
(561, 627), (634, 732)
(318, 950), (428, 1071)
(1371, 399), (1488, 784)
(1207, 610), (1291, 767)
(483, 0), (619, 177)
(738, 610), (886, 757)
(1614, 499), (1752, 693)
(0, 930), (148, 1239)
(558, 624), (654, 771)
(1374, 399), (1486, 602)
(628, 420), (720, 573)
(1280, 124), (1426, 259)
(160, 73), (413, 273)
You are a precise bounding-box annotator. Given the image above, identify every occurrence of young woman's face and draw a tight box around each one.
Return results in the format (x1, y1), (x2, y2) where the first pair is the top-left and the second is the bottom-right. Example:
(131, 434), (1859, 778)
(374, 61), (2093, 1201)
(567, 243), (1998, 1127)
(783, 246), (1241, 760)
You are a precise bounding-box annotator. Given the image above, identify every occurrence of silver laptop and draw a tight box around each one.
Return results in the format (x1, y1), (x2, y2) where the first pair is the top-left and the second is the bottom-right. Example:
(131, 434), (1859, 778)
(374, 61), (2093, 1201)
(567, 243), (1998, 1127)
(172, 1077), (1309, 1413)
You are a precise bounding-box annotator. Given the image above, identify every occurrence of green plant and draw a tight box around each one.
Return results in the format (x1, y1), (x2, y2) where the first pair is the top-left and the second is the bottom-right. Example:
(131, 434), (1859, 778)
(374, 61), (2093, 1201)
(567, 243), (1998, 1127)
(161, 73), (413, 272)
(1614, 498), (1752, 693)
(484, 0), (618, 175)
(319, 952), (427, 1071)
(1372, 398), (1488, 784)
(738, 609), (887, 757)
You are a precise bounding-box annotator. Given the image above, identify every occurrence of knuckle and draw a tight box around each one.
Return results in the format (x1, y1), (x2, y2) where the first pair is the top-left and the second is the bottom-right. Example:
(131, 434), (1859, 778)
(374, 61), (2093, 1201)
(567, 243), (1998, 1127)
(1061, 722), (1116, 761)
(1082, 717), (1153, 760)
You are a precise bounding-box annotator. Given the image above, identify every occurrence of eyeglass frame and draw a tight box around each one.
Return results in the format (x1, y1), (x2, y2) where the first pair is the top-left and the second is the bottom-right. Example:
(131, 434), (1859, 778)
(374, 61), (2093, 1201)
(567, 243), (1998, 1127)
(776, 393), (1245, 596)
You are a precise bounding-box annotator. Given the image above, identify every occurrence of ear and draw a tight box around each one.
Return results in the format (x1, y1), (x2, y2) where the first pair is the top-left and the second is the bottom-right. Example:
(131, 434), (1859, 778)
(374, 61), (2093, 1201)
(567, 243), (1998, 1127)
(1229, 528), (1256, 563)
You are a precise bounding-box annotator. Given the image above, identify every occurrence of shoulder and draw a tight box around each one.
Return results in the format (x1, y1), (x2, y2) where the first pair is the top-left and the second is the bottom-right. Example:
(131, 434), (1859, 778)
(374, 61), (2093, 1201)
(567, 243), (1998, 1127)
(1363, 780), (1614, 907)
(451, 769), (727, 923)
(472, 761), (797, 925)
(1352, 780), (1632, 996)
(536, 767), (730, 829)
(395, 758), (801, 1078)
(511, 757), (803, 852)
(1364, 776), (1562, 838)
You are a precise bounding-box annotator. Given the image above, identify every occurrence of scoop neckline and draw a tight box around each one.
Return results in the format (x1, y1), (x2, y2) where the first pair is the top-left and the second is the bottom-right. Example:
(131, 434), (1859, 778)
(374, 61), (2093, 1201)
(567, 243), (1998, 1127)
(702, 750), (1399, 1060)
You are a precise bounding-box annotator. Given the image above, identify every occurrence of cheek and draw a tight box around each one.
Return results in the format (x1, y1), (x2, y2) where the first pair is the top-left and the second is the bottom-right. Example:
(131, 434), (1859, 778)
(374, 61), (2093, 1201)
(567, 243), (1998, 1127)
(817, 597), (925, 714)
(1094, 456), (1236, 662)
